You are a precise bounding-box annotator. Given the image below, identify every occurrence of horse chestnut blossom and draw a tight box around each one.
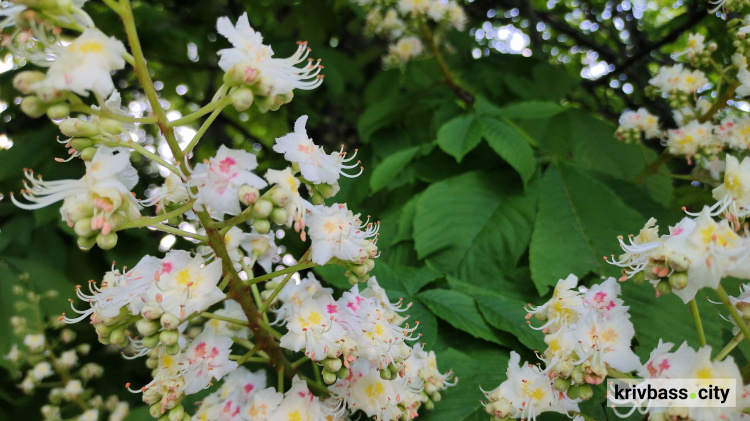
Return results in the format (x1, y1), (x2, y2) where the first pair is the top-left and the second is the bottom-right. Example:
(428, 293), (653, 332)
(34, 28), (127, 98)
(712, 154), (750, 217)
(190, 145), (268, 217)
(307, 203), (379, 265)
(181, 329), (238, 394)
(483, 351), (580, 421)
(615, 108), (660, 142)
(273, 115), (362, 185)
(216, 12), (323, 95)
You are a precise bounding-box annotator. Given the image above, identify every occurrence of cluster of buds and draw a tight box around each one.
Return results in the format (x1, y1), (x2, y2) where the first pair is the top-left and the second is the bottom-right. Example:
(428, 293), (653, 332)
(13, 70), (71, 119)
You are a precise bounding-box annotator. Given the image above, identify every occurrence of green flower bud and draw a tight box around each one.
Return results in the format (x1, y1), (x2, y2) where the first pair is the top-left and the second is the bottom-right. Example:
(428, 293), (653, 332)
(74, 218), (94, 237)
(431, 391), (441, 402)
(423, 399), (435, 410)
(269, 188), (289, 207)
(323, 357), (342, 373)
(668, 272), (688, 290)
(109, 328), (129, 348)
(311, 189), (325, 206)
(230, 87), (254, 112)
(253, 199), (273, 218)
(165, 343), (181, 355)
(96, 232), (118, 250)
(167, 405), (185, 421)
(77, 235), (97, 251)
(336, 366), (350, 379)
(317, 183), (336, 198)
(59, 118), (100, 138)
(13, 71), (45, 95)
(739, 302), (750, 319)
(46, 103), (70, 119)
(20, 96), (48, 118)
(571, 365), (584, 384)
(632, 270), (646, 284)
(656, 280), (672, 296)
(270, 207), (288, 225)
(160, 313), (181, 330)
(280, 91), (294, 105)
(146, 357), (158, 369)
(142, 333), (161, 349)
(99, 119), (123, 135)
(379, 367), (391, 380)
(348, 272), (361, 285)
(553, 376), (571, 391)
(364, 259), (375, 272)
(322, 369), (337, 385)
(351, 264), (368, 278)
(567, 384), (580, 399)
(80, 147), (98, 161)
(576, 384), (593, 400)
(136, 319), (161, 337)
(253, 219), (271, 234)
(254, 94), (275, 113)
(159, 330), (180, 346)
(70, 137), (94, 151)
(36, 86), (65, 103)
(150, 403), (163, 419)
(253, 76), (274, 97)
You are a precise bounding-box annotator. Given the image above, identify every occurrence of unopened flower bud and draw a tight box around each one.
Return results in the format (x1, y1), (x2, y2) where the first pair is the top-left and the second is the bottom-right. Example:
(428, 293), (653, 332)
(668, 254), (690, 272)
(159, 329), (180, 346)
(238, 185), (259, 206)
(571, 365), (584, 384)
(110, 328), (129, 348)
(364, 258), (375, 272)
(253, 218), (271, 234)
(270, 207), (288, 225)
(167, 405), (185, 421)
(230, 87), (254, 112)
(668, 272), (688, 290)
(317, 183), (336, 198)
(311, 189), (325, 205)
(142, 333), (160, 349)
(70, 137), (94, 151)
(253, 199), (273, 218)
(36, 86), (65, 103)
(160, 313), (181, 330)
(74, 218), (94, 237)
(253, 76), (274, 97)
(136, 319), (161, 337)
(141, 305), (163, 321)
(46, 103), (70, 119)
(739, 302), (750, 319)
(80, 147), (98, 161)
(77, 235), (97, 251)
(280, 91), (294, 105)
(223, 62), (259, 86)
(424, 399), (435, 410)
(269, 188), (289, 207)
(323, 357), (342, 373)
(632, 270), (646, 284)
(336, 366), (350, 379)
(322, 369), (337, 384)
(59, 118), (100, 138)
(576, 384), (593, 400)
(554, 376), (571, 391)
(270, 94), (284, 112)
(165, 343), (181, 355)
(13, 71), (45, 94)
(656, 280), (672, 296)
(254, 94), (275, 113)
(20, 96), (47, 118)
(99, 119), (123, 135)
(379, 367), (391, 380)
(149, 403), (162, 419)
(96, 232), (118, 250)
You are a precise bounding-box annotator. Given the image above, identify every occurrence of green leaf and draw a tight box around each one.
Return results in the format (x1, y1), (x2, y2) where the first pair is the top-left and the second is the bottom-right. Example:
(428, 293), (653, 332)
(419, 348), (509, 421)
(487, 101), (564, 119)
(436, 114), (483, 162)
(414, 171), (536, 278)
(370, 146), (420, 193)
(447, 277), (546, 351)
(313, 264), (351, 290)
(392, 194), (420, 245)
(358, 93), (413, 142)
(418, 289), (509, 346)
(479, 117), (536, 185)
(529, 163), (645, 294)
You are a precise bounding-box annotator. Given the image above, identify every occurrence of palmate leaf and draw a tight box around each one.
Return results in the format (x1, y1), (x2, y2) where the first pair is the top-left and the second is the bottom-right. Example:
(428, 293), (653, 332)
(529, 162), (645, 294)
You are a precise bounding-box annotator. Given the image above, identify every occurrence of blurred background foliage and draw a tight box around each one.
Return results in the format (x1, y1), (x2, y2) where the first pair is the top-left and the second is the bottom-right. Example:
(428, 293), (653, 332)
(0, 0), (742, 420)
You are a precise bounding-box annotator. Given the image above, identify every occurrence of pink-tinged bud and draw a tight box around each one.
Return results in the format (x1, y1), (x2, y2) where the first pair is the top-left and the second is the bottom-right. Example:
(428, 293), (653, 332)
(141, 305), (163, 321)
(46, 103), (70, 119)
(13, 71), (45, 94)
(230, 87), (254, 112)
(223, 62), (260, 86)
(238, 185), (259, 206)
(160, 313), (181, 330)
(59, 118), (100, 138)
(20, 96), (47, 118)
(35, 86), (65, 103)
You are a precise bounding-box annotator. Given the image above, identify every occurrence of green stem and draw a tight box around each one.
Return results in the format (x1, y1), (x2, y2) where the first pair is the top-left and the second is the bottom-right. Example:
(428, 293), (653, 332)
(606, 367), (634, 379)
(716, 284), (750, 346)
(118, 201), (194, 229)
(715, 330), (744, 361)
(419, 21), (474, 105)
(148, 223), (207, 242)
(278, 366), (284, 390)
(201, 312), (248, 327)
(292, 356), (309, 369)
(120, 139), (181, 175)
(229, 355), (268, 363)
(249, 260), (318, 286)
(258, 250), (312, 314)
(169, 94), (230, 127)
(208, 204), (255, 229)
(633, 151), (672, 185)
(119, 0), (183, 162)
(689, 298), (706, 347)
(699, 80), (740, 124)
(183, 97), (232, 155)
(102, 0), (124, 14)
(70, 104), (158, 125)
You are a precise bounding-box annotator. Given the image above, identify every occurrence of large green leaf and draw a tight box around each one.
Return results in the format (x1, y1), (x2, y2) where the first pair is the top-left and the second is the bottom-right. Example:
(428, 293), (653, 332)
(436, 114), (483, 162)
(529, 163), (645, 294)
(419, 348), (509, 421)
(370, 146), (421, 193)
(418, 289), (510, 346)
(414, 171), (536, 282)
(479, 116), (536, 185)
